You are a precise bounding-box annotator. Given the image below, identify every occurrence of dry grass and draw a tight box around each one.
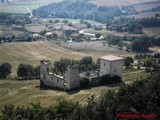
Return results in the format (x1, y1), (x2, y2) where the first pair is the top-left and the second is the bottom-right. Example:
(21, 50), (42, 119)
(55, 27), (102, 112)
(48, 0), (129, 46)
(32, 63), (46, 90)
(0, 79), (121, 107)
(0, 41), (145, 108)
(134, 4), (160, 12)
(0, 41), (85, 75)
(123, 70), (146, 84)
(25, 24), (47, 33)
(143, 27), (160, 36)
(0, 3), (28, 14)
(123, 12), (160, 19)
(0, 69), (146, 108)
(90, 0), (158, 6)
(60, 41), (134, 56)
(11, 0), (62, 5)
(0, 41), (134, 76)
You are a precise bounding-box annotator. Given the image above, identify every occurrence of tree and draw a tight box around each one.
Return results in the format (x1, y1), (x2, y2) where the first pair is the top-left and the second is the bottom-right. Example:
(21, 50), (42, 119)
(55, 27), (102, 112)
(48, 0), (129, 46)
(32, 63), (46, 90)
(118, 41), (123, 49)
(0, 63), (12, 78)
(61, 19), (69, 23)
(40, 30), (46, 36)
(54, 19), (60, 23)
(80, 56), (93, 67)
(49, 20), (53, 23)
(132, 36), (152, 52)
(95, 33), (101, 38)
(17, 64), (34, 80)
(124, 57), (134, 69)
(86, 22), (91, 28)
(68, 22), (73, 26)
(55, 100), (79, 119)
(33, 66), (40, 79)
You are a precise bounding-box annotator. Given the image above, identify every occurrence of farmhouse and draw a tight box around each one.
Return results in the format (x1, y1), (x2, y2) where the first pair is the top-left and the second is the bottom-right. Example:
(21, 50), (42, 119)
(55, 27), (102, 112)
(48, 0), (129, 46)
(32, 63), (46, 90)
(33, 33), (42, 40)
(94, 25), (103, 30)
(40, 55), (124, 90)
(72, 22), (88, 31)
(70, 33), (84, 42)
(3, 33), (13, 40)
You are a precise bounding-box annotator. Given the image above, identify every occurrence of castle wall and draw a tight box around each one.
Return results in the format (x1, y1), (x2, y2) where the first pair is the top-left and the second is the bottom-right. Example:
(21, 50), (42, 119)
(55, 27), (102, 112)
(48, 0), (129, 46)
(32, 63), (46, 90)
(65, 66), (80, 90)
(40, 60), (65, 89)
(90, 76), (102, 86)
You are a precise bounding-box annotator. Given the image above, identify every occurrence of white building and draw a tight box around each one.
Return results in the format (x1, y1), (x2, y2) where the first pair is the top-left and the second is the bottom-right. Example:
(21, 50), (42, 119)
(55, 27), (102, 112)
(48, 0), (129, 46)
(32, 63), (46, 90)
(99, 55), (124, 77)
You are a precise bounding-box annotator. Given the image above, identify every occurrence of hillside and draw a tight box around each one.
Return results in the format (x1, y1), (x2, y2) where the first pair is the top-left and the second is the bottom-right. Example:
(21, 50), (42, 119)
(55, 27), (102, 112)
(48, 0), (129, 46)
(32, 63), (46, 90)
(33, 0), (160, 24)
(91, 0), (159, 6)
(0, 41), (131, 75)
(0, 41), (84, 75)
(0, 69), (146, 107)
(33, 1), (121, 23)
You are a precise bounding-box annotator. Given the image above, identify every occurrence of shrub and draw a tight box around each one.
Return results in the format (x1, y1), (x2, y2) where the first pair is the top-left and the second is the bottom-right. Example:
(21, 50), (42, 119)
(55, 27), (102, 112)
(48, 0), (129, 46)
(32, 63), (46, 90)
(0, 63), (12, 78)
(80, 77), (91, 88)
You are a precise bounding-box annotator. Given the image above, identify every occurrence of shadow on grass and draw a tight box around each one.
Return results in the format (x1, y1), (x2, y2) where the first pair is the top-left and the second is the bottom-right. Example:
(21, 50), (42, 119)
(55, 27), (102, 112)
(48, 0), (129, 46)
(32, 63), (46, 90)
(38, 80), (124, 95)
(104, 80), (125, 87)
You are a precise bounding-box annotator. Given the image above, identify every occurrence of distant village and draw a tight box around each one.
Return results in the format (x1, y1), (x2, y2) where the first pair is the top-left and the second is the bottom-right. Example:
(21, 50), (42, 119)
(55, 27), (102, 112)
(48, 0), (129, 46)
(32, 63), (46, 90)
(0, 16), (106, 43)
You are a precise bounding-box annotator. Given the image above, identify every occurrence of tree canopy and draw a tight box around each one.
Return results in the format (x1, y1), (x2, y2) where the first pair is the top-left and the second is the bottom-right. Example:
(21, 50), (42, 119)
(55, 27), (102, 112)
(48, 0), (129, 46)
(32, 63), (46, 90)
(0, 63), (12, 78)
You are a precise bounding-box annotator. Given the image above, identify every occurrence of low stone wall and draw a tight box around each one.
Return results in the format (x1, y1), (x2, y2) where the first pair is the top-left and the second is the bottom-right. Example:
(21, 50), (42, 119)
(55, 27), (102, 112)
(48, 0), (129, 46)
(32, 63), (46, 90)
(90, 76), (102, 86)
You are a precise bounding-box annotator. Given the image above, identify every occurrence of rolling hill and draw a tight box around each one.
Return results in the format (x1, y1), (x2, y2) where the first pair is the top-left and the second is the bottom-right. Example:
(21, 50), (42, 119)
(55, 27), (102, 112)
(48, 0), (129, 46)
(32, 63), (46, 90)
(0, 41), (132, 76)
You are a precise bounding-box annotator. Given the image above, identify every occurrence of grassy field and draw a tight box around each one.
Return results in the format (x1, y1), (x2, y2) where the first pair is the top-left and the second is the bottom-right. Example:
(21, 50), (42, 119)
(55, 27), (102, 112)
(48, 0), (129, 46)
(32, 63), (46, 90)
(1, 0), (158, 14)
(143, 27), (160, 36)
(0, 69), (145, 108)
(0, 0), (62, 14)
(43, 18), (103, 25)
(8, 0), (157, 6)
(25, 24), (48, 33)
(0, 41), (134, 75)
(10, 0), (62, 4)
(0, 40), (145, 108)
(0, 3), (28, 14)
(90, 0), (158, 6)
(134, 3), (160, 12)
(84, 29), (142, 37)
(0, 41), (85, 75)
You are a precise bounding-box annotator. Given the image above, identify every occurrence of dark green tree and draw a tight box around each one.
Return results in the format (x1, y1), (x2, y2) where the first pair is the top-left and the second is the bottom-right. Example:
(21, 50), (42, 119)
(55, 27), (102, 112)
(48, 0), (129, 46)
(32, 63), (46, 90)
(95, 33), (101, 38)
(17, 64), (34, 80)
(124, 57), (134, 69)
(0, 63), (12, 78)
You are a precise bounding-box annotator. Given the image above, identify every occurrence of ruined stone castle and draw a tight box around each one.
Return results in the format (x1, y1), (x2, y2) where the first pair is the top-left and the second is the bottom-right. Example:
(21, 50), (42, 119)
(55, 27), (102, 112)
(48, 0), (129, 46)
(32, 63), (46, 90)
(40, 55), (124, 90)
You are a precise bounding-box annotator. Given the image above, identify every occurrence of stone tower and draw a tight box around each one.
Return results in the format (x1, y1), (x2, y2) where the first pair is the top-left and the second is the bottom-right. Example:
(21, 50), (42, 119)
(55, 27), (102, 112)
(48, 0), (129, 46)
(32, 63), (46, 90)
(40, 60), (52, 81)
(99, 55), (124, 77)
(65, 66), (80, 90)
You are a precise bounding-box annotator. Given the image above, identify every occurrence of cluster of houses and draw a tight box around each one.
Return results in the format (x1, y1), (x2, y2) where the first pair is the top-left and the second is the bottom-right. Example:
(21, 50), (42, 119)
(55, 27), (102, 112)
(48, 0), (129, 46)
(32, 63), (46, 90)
(45, 22), (88, 42)
(0, 17), (105, 43)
